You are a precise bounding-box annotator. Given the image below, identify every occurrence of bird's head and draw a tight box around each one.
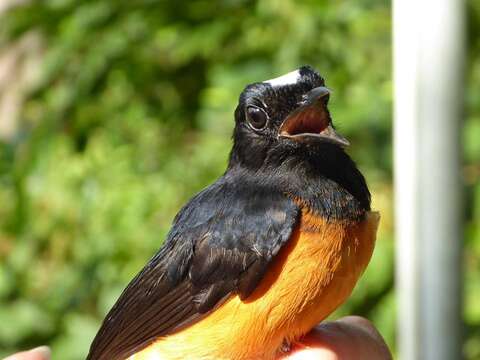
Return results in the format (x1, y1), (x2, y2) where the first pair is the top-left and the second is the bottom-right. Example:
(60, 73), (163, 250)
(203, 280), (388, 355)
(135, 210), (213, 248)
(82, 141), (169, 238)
(229, 66), (349, 170)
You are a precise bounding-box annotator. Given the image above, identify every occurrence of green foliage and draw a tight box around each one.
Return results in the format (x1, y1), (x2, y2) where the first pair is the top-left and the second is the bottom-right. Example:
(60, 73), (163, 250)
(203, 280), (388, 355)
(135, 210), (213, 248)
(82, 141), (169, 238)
(0, 0), (478, 359)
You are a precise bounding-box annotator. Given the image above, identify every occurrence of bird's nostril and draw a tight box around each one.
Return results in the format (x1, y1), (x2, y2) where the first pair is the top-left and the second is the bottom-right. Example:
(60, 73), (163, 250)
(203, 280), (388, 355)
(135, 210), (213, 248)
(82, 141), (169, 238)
(321, 93), (330, 105)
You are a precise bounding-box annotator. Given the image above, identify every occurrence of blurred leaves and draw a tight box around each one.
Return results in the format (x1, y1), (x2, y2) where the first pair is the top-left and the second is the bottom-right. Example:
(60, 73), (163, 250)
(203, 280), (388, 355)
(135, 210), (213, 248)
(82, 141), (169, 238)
(0, 0), (478, 359)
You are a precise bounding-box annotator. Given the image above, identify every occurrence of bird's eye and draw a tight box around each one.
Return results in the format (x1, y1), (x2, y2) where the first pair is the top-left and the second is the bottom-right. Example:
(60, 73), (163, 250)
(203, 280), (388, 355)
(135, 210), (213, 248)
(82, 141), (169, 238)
(246, 106), (268, 130)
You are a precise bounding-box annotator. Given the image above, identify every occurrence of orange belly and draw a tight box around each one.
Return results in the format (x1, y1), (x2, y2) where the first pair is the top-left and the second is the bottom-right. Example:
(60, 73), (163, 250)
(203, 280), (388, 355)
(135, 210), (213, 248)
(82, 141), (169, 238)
(130, 211), (379, 360)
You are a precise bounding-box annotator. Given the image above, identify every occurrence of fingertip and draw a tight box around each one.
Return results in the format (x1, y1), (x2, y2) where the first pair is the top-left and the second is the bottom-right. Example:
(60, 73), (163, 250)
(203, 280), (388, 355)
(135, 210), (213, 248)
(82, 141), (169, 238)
(337, 316), (391, 359)
(285, 347), (338, 360)
(4, 346), (51, 360)
(337, 316), (378, 334)
(29, 346), (51, 360)
(286, 317), (392, 360)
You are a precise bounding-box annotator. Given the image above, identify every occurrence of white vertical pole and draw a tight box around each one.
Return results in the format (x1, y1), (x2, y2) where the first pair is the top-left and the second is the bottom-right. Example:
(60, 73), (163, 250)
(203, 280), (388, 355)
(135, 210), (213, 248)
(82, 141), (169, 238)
(394, 0), (464, 359)
(418, 0), (464, 359)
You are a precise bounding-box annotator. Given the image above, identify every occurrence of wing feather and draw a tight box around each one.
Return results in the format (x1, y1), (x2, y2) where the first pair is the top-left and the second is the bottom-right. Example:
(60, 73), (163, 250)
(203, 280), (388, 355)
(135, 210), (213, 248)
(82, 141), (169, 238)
(87, 177), (299, 360)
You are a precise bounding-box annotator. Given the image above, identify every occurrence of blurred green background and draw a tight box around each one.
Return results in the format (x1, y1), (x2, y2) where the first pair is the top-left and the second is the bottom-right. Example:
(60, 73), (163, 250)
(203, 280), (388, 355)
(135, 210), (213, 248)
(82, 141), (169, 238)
(0, 0), (479, 359)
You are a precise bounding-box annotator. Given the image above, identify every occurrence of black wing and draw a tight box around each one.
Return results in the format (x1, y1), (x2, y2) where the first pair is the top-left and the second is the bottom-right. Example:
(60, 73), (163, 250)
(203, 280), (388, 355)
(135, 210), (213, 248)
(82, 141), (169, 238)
(87, 176), (300, 360)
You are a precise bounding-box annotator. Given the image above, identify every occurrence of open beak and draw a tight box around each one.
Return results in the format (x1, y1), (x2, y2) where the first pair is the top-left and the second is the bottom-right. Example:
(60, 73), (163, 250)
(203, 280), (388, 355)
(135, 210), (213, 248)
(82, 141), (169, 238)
(278, 87), (350, 147)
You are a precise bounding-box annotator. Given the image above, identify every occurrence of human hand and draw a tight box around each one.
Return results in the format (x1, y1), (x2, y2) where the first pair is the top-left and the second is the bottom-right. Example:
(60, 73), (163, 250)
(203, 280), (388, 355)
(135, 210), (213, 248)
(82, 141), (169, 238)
(282, 316), (392, 360)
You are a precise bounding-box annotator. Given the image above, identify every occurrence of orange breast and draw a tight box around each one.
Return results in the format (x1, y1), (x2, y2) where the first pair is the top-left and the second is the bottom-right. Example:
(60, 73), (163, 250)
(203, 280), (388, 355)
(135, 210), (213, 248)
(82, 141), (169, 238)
(130, 211), (379, 360)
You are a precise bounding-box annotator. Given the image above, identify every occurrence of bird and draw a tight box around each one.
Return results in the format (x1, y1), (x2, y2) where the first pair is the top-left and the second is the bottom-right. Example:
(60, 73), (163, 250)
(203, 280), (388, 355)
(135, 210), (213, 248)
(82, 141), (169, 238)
(87, 65), (379, 360)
